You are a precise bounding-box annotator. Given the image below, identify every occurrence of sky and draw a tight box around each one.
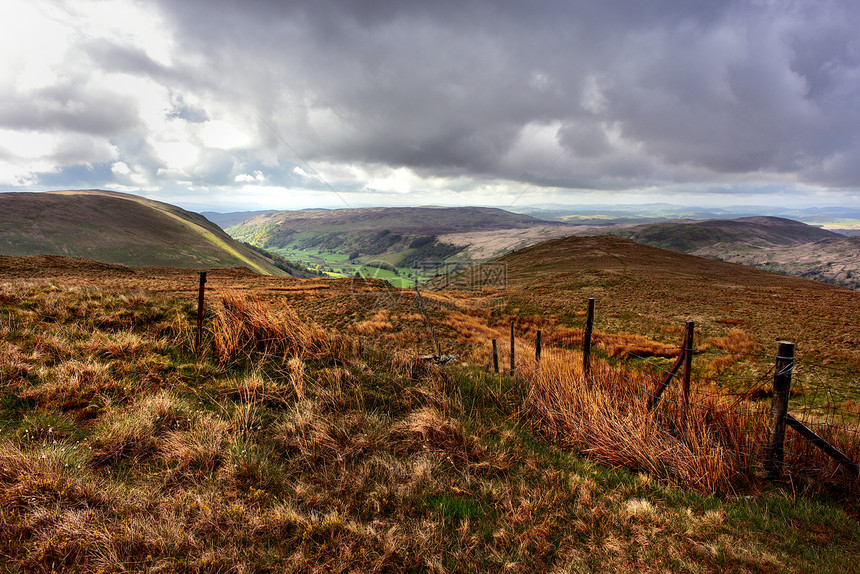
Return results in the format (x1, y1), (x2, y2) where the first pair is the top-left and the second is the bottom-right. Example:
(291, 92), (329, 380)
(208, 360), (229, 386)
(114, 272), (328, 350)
(2, 0), (860, 212)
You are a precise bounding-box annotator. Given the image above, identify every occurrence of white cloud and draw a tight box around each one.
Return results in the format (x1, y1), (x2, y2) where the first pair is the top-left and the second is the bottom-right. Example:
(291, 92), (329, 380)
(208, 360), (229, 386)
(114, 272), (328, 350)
(111, 161), (131, 176)
(235, 170), (265, 183)
(199, 119), (254, 150)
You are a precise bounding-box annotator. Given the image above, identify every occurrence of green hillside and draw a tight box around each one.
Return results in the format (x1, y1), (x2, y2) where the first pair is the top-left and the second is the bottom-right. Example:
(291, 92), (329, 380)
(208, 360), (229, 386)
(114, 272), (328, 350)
(0, 190), (296, 276)
(225, 206), (570, 284)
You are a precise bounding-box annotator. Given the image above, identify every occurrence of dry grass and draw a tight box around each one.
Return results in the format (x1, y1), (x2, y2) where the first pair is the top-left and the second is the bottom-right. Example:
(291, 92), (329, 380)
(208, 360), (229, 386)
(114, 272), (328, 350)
(1, 258), (860, 572)
(354, 310), (395, 335)
(520, 342), (860, 495)
(704, 329), (758, 354)
(213, 290), (356, 366)
(596, 331), (681, 359)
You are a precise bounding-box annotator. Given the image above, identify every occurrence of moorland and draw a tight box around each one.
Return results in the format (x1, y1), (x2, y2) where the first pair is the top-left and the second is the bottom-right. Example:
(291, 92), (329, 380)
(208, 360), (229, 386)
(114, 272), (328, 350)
(1, 223), (859, 571)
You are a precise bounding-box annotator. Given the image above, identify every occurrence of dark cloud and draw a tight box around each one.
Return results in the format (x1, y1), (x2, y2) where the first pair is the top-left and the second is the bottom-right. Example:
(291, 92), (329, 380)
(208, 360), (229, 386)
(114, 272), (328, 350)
(142, 0), (860, 192)
(4, 0), (860, 205)
(0, 80), (140, 136)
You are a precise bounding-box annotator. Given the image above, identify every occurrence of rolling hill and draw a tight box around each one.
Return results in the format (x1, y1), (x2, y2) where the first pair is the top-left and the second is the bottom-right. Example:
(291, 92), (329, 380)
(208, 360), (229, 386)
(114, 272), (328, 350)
(614, 216), (839, 250)
(431, 234), (859, 374)
(609, 216), (859, 289)
(0, 190), (298, 275)
(223, 206), (575, 284)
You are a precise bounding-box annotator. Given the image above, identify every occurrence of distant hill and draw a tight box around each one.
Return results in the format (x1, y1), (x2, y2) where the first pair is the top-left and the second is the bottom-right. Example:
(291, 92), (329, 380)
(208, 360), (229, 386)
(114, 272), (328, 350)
(609, 217), (857, 289)
(232, 206), (565, 235)
(224, 206), (575, 279)
(614, 216), (839, 251)
(201, 210), (275, 229)
(0, 190), (300, 275)
(515, 203), (860, 230)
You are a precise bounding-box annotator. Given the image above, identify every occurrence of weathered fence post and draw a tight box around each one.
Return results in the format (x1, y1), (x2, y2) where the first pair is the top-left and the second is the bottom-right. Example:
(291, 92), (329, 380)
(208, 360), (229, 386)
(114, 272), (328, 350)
(678, 321), (694, 433)
(195, 271), (207, 357)
(647, 320), (692, 411)
(415, 284), (442, 357)
(510, 319), (516, 376)
(583, 298), (595, 378)
(765, 341), (795, 479)
(492, 339), (499, 373)
(535, 329), (542, 364)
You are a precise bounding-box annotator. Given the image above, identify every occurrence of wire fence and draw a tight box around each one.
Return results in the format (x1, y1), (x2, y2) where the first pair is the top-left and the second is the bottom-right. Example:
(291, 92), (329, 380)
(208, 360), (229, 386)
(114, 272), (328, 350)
(609, 343), (860, 483)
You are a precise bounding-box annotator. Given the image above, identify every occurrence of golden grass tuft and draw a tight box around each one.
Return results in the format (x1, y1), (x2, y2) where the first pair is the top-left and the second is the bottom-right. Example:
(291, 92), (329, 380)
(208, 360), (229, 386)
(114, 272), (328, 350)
(86, 330), (149, 360)
(354, 310), (394, 335)
(704, 329), (758, 354)
(160, 414), (230, 481)
(272, 400), (382, 466)
(213, 290), (355, 366)
(88, 391), (193, 465)
(23, 360), (125, 415)
(390, 407), (485, 466)
(596, 332), (680, 359)
(525, 348), (762, 492)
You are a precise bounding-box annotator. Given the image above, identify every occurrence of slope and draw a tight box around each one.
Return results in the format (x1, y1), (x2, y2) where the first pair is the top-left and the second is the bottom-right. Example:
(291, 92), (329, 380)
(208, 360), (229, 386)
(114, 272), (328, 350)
(225, 206), (574, 283)
(609, 216), (857, 288)
(1, 254), (858, 572)
(613, 216), (839, 251)
(434, 234), (859, 376)
(0, 190), (288, 275)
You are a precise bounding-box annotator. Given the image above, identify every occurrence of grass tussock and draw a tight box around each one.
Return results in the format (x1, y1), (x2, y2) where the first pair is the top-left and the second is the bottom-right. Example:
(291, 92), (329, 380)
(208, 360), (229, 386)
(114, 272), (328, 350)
(518, 320), (679, 359)
(526, 350), (746, 492)
(354, 310), (394, 335)
(704, 329), (758, 354)
(213, 290), (355, 366)
(596, 332), (680, 359)
(524, 344), (860, 495)
(23, 360), (125, 415)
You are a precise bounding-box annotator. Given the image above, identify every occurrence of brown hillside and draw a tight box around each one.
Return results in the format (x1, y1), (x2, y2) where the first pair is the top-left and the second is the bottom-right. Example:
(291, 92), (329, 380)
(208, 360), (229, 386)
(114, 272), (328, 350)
(495, 235), (859, 371)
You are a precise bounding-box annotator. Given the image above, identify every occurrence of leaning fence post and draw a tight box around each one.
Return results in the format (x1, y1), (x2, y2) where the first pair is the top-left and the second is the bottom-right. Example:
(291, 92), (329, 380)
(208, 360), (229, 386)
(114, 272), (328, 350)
(195, 271), (207, 357)
(510, 319), (516, 376)
(765, 341), (795, 479)
(583, 298), (595, 378)
(535, 329), (542, 364)
(492, 339), (499, 373)
(678, 321), (694, 433)
(415, 284), (442, 357)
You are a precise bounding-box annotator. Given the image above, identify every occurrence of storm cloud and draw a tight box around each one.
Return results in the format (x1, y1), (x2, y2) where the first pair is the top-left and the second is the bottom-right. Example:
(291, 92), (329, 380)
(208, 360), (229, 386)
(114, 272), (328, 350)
(2, 0), (860, 208)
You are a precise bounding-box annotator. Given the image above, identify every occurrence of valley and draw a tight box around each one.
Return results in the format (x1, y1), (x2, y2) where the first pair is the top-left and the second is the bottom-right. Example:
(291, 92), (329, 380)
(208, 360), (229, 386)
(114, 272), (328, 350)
(222, 206), (575, 286)
(217, 204), (860, 291)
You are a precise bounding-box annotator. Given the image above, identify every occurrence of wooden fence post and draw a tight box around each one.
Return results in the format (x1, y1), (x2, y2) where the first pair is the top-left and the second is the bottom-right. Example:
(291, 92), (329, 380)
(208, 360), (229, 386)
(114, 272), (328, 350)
(195, 271), (207, 357)
(679, 321), (694, 433)
(583, 298), (595, 378)
(415, 285), (442, 357)
(510, 319), (516, 376)
(765, 341), (795, 479)
(535, 329), (542, 364)
(492, 339), (499, 373)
